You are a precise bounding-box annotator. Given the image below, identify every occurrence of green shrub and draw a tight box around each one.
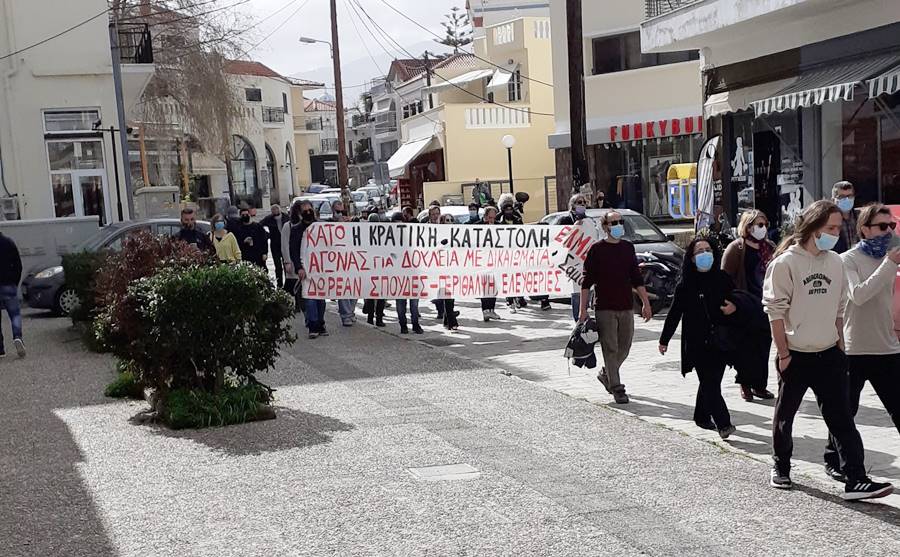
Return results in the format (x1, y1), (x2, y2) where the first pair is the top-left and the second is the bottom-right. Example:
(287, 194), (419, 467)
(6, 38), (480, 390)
(62, 251), (108, 322)
(162, 384), (273, 430)
(105, 371), (145, 400)
(95, 263), (295, 422)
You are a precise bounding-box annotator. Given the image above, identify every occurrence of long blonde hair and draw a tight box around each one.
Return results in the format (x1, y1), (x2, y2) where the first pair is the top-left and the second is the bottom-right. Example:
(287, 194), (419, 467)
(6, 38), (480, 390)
(774, 200), (840, 257)
(738, 210), (768, 240)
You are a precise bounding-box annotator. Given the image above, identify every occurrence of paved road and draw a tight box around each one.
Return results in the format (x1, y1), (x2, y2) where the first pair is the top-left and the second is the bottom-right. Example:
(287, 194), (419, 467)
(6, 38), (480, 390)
(3, 308), (900, 556)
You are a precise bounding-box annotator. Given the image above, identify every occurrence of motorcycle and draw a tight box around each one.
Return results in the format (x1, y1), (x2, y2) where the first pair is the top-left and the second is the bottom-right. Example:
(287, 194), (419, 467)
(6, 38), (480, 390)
(634, 251), (682, 316)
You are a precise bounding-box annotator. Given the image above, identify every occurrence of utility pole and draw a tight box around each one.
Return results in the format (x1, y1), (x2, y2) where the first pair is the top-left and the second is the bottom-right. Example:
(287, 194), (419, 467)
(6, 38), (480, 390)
(423, 51), (433, 110)
(330, 0), (352, 211)
(564, 0), (590, 210)
(109, 13), (135, 220)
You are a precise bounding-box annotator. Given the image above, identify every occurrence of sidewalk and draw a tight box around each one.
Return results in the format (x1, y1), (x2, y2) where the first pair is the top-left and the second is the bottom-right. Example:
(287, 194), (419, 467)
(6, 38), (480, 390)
(375, 298), (900, 509)
(3, 310), (900, 555)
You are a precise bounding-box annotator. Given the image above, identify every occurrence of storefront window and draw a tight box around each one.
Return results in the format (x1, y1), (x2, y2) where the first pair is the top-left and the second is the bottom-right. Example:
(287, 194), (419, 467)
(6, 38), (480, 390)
(753, 110), (803, 229)
(842, 96), (879, 205)
(881, 94), (900, 204)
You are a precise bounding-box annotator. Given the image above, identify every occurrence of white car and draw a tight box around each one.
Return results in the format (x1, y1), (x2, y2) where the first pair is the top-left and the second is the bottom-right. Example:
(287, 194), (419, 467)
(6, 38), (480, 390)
(417, 205), (484, 224)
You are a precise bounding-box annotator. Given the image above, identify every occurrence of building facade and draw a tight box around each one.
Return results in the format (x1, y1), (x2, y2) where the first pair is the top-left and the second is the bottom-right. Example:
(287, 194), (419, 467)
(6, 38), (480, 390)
(297, 97), (339, 186)
(467, 0), (550, 38)
(642, 0), (900, 228)
(548, 0), (703, 221)
(388, 18), (557, 222)
(0, 0), (154, 223)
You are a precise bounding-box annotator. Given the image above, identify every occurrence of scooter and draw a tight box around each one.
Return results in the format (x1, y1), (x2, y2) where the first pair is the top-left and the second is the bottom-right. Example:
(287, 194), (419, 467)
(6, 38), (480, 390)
(635, 251), (682, 315)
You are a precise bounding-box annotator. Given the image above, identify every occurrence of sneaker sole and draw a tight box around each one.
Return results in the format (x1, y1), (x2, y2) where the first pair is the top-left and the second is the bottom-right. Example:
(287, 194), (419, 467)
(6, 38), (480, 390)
(770, 480), (793, 490)
(841, 485), (894, 501)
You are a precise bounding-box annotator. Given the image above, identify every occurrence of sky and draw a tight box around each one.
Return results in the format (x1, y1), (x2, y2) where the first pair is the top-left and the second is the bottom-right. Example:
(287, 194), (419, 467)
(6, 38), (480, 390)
(242, 0), (464, 96)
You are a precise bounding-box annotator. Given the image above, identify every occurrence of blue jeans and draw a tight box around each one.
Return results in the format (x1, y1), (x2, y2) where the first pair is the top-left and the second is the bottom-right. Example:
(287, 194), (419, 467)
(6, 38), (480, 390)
(396, 299), (420, 328)
(304, 299), (326, 333)
(571, 292), (580, 322)
(338, 299), (357, 321)
(0, 284), (23, 344)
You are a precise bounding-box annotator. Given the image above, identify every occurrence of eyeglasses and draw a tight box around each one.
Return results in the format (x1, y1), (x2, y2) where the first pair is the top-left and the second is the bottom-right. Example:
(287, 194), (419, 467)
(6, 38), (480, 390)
(606, 220), (622, 226)
(865, 222), (897, 232)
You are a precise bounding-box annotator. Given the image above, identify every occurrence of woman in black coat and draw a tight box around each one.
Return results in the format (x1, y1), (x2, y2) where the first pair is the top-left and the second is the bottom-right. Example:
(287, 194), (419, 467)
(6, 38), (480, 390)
(659, 237), (738, 439)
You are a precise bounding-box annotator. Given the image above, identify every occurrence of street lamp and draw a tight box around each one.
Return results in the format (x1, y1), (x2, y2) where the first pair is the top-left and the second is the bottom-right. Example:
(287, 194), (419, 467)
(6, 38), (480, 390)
(501, 134), (516, 193)
(299, 37), (333, 58)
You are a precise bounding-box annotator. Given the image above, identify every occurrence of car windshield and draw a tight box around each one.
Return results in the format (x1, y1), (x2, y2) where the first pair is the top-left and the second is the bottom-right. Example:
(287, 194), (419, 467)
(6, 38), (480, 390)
(619, 215), (668, 244)
(351, 192), (367, 202)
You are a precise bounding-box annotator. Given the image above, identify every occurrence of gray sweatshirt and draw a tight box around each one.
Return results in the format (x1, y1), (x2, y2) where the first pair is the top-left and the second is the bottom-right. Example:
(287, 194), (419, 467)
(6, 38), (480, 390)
(841, 247), (900, 355)
(763, 244), (847, 353)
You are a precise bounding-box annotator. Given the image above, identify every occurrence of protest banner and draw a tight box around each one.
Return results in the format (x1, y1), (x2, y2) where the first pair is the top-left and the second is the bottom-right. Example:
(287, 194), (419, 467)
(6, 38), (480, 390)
(300, 220), (602, 300)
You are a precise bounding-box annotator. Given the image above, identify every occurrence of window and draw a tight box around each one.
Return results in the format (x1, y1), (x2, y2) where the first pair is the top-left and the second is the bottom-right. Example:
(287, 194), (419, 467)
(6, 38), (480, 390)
(46, 138), (108, 223)
(402, 105), (410, 119)
(380, 140), (399, 161)
(245, 88), (262, 102)
(282, 92), (289, 114)
(43, 110), (101, 134)
(591, 31), (698, 76)
(231, 135), (260, 207)
(508, 70), (523, 102)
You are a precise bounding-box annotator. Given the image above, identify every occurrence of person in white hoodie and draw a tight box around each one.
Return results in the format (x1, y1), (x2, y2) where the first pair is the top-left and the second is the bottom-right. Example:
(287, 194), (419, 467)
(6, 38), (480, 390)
(822, 203), (900, 481)
(763, 200), (893, 501)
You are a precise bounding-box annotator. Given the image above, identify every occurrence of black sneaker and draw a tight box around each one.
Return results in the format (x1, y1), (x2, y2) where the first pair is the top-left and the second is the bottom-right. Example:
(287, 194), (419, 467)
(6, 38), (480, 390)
(718, 425), (737, 440)
(400, 326), (409, 334)
(770, 466), (792, 489)
(540, 300), (551, 311)
(412, 325), (424, 335)
(308, 332), (319, 340)
(596, 368), (611, 393)
(824, 464), (847, 483)
(14, 339), (25, 358)
(842, 478), (894, 501)
(319, 329), (329, 337)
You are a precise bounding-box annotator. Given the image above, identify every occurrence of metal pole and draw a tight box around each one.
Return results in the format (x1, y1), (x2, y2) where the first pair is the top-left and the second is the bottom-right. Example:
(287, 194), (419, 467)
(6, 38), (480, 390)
(330, 0), (352, 213)
(507, 147), (514, 194)
(565, 0), (589, 210)
(109, 17), (134, 219)
(109, 127), (124, 222)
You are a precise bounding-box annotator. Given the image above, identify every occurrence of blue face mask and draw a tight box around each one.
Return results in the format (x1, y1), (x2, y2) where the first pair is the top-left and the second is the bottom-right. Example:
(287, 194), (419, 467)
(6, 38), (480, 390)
(214, 222), (226, 231)
(574, 205), (586, 217)
(815, 232), (840, 252)
(859, 233), (893, 259)
(609, 224), (625, 239)
(835, 197), (854, 212)
(695, 251), (714, 272)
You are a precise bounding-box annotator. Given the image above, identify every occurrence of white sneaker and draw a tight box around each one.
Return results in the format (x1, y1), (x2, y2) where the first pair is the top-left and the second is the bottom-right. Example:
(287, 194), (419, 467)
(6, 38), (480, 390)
(508, 304), (517, 314)
(14, 338), (25, 358)
(483, 310), (491, 322)
(486, 310), (501, 320)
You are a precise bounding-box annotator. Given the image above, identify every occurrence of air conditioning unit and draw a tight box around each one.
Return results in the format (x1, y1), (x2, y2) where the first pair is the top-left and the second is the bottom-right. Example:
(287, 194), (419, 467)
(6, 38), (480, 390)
(0, 197), (19, 220)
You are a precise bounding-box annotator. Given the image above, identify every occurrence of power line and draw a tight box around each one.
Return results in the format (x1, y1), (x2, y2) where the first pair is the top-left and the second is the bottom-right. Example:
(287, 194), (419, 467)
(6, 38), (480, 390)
(0, 9), (109, 61)
(351, 0), (553, 117)
(245, 0), (311, 51)
(342, 0), (385, 75)
(375, 0), (554, 88)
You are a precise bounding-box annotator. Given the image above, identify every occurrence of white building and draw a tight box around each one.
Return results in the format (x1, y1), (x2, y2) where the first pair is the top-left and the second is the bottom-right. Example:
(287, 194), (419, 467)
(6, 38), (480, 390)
(467, 0), (550, 38)
(548, 0), (703, 220)
(298, 97), (339, 186)
(641, 0), (900, 224)
(0, 0), (154, 223)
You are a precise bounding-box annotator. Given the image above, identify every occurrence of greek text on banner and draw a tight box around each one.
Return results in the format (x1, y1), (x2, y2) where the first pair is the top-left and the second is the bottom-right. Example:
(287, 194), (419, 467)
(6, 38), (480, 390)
(300, 222), (600, 300)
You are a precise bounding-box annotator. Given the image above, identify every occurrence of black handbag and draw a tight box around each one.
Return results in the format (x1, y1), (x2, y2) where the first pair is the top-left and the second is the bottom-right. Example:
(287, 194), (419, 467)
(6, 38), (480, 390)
(699, 292), (737, 353)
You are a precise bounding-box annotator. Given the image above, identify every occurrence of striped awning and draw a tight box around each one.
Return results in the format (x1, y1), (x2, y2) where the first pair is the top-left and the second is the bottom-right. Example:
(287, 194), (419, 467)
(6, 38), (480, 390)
(869, 64), (900, 99)
(751, 53), (900, 116)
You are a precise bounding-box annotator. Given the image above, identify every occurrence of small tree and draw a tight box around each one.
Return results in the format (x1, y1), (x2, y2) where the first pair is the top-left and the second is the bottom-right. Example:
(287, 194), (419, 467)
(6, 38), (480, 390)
(435, 6), (473, 53)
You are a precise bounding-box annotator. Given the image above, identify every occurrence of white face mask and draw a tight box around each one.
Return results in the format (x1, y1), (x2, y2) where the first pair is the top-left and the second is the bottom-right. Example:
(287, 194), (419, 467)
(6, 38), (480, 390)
(750, 225), (768, 241)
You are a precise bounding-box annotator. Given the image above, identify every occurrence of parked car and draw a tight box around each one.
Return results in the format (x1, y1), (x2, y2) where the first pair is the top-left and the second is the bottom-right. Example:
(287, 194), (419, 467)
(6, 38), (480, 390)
(417, 205), (484, 224)
(319, 188), (343, 194)
(359, 185), (385, 208)
(21, 218), (210, 316)
(351, 190), (374, 212)
(305, 184), (328, 194)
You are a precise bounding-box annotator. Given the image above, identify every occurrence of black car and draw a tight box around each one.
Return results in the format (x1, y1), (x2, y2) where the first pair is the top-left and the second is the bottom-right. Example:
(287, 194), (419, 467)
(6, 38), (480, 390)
(21, 219), (210, 315)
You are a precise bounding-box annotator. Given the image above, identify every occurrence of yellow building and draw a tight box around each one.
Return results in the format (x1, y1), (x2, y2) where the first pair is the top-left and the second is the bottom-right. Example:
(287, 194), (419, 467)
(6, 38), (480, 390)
(388, 17), (556, 222)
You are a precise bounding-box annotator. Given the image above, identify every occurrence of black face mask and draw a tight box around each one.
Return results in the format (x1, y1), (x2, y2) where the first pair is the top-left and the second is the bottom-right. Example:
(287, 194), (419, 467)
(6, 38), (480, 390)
(241, 215), (251, 223)
(302, 211), (315, 221)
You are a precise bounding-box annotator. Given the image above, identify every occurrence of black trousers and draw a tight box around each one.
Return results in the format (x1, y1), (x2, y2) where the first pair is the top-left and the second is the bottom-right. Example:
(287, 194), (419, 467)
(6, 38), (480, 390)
(433, 299), (445, 318)
(693, 354), (732, 429)
(481, 298), (496, 311)
(734, 334), (772, 390)
(442, 299), (458, 328)
(824, 353), (900, 470)
(363, 299), (385, 319)
(773, 346), (866, 480)
(272, 251), (284, 288)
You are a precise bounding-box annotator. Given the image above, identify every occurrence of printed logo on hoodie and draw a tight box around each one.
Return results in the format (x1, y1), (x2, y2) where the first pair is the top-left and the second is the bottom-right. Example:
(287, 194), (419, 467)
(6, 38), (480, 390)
(802, 272), (832, 295)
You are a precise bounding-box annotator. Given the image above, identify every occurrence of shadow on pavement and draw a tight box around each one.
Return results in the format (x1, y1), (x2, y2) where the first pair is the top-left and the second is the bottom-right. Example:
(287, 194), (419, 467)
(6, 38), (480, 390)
(793, 484), (900, 528)
(146, 408), (355, 456)
(1, 312), (118, 557)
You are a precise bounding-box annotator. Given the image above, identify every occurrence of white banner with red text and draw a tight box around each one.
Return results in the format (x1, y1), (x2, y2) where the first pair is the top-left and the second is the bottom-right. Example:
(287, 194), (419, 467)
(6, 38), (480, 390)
(300, 221), (601, 300)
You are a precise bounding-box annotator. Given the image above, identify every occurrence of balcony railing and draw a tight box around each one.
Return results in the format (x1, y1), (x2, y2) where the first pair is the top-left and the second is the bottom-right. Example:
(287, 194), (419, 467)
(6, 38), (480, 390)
(645, 0), (704, 18)
(118, 23), (154, 64)
(321, 138), (339, 152)
(262, 107), (285, 124)
(306, 119), (323, 131)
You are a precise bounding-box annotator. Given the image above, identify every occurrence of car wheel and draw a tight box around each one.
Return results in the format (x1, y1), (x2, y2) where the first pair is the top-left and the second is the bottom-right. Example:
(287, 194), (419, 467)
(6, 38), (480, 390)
(55, 287), (81, 316)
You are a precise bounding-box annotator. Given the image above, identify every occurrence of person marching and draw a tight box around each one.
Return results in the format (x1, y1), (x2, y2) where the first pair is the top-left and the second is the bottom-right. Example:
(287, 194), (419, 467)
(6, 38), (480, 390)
(281, 199), (303, 311)
(821, 203), (900, 483)
(363, 211), (387, 327)
(260, 205), (286, 288)
(721, 209), (777, 401)
(477, 206), (502, 322)
(659, 237), (738, 439)
(497, 193), (529, 312)
(579, 211), (652, 404)
(439, 213), (459, 331)
(290, 201), (329, 339)
(208, 213), (241, 263)
(393, 211), (424, 334)
(763, 199), (893, 500)
(558, 193), (594, 321)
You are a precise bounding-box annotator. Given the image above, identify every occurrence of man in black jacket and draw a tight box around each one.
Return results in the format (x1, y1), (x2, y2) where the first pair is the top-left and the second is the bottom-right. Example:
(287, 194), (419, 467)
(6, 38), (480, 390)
(0, 231), (25, 357)
(234, 205), (269, 269)
(176, 208), (213, 252)
(260, 205), (285, 287)
(290, 201), (328, 339)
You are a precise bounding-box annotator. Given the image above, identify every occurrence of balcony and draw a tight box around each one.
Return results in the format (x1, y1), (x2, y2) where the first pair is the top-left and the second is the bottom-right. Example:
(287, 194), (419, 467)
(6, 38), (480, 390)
(644, 0), (704, 19)
(463, 104), (532, 129)
(321, 138), (339, 153)
(117, 23), (155, 118)
(306, 119), (324, 131)
(262, 106), (286, 125)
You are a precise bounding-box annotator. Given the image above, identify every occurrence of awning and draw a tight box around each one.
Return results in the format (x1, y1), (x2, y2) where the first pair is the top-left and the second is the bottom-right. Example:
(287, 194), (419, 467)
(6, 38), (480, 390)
(387, 136), (436, 178)
(487, 64), (518, 91)
(751, 53), (900, 116)
(704, 78), (797, 119)
(869, 64), (900, 99)
(425, 69), (494, 93)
